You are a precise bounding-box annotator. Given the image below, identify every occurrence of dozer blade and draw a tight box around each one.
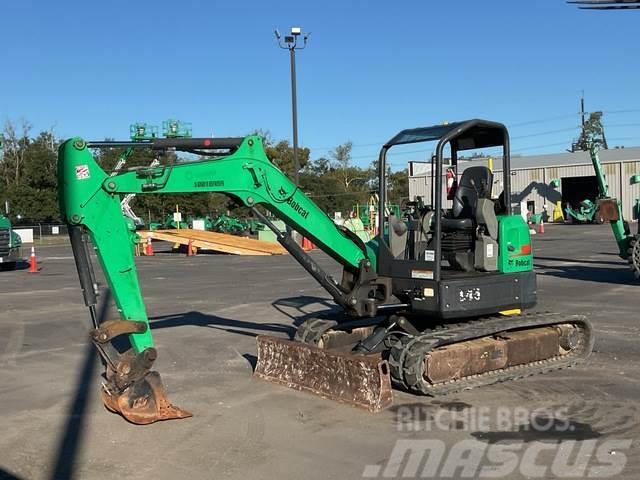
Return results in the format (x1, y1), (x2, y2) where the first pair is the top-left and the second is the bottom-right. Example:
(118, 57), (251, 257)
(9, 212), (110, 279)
(254, 335), (393, 412)
(101, 371), (192, 425)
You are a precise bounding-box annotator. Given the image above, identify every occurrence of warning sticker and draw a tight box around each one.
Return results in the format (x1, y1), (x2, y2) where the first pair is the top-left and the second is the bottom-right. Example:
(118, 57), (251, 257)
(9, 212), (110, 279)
(411, 269), (434, 280)
(424, 250), (435, 262)
(75, 165), (90, 180)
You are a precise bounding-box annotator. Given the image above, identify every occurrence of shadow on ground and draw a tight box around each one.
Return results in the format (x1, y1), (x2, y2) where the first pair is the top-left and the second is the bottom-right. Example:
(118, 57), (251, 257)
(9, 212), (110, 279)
(150, 295), (344, 338)
(271, 295), (341, 325)
(150, 311), (296, 338)
(0, 260), (30, 272)
(535, 256), (626, 267)
(0, 467), (24, 480)
(536, 264), (634, 285)
(46, 291), (110, 480)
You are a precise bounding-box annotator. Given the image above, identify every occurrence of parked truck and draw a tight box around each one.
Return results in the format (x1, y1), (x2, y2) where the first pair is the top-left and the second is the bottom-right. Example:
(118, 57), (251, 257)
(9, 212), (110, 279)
(0, 213), (21, 270)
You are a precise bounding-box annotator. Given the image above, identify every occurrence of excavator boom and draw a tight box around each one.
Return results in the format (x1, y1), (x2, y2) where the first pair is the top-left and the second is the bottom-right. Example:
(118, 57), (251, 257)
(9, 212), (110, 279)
(58, 135), (390, 422)
(587, 145), (639, 277)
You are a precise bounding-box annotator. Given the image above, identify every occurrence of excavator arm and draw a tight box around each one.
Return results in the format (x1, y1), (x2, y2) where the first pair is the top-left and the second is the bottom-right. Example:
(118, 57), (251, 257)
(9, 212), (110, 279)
(587, 146), (634, 259)
(58, 135), (388, 423)
(586, 145), (640, 278)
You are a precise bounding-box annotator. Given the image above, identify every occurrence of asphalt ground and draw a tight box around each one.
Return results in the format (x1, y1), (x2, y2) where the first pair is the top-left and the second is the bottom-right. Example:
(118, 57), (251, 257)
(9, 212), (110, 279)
(1, 224), (639, 480)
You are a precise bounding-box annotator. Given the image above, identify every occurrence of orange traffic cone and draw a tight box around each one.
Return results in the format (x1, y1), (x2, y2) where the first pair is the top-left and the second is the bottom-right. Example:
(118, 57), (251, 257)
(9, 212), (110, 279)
(187, 239), (195, 256)
(538, 218), (545, 234)
(145, 236), (154, 256)
(28, 246), (39, 273)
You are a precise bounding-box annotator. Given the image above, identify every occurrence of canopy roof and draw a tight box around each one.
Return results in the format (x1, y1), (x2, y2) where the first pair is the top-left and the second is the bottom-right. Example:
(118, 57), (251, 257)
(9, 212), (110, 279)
(385, 119), (507, 152)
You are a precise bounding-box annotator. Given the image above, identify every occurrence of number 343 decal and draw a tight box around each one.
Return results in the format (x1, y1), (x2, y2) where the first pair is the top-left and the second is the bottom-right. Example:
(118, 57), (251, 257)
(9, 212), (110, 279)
(459, 288), (481, 303)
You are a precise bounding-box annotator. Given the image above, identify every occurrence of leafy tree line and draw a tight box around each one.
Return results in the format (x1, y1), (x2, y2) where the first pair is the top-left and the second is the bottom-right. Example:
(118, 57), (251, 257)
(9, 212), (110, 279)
(0, 120), (408, 224)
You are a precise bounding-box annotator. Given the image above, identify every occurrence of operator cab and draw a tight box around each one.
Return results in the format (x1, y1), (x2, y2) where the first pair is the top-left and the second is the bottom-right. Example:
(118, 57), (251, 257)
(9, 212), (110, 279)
(375, 120), (536, 320)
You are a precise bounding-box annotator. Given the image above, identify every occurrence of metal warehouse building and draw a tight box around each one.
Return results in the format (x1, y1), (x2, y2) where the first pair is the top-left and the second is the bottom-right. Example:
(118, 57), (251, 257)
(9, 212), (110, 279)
(408, 147), (640, 221)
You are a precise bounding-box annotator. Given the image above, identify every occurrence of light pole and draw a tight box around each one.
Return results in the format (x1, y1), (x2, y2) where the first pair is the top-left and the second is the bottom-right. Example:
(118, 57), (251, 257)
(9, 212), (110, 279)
(275, 27), (310, 186)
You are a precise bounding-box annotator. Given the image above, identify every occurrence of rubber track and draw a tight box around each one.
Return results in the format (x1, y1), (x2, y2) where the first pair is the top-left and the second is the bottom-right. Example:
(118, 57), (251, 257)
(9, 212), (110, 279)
(294, 316), (381, 345)
(628, 234), (640, 279)
(388, 312), (594, 396)
(294, 318), (338, 345)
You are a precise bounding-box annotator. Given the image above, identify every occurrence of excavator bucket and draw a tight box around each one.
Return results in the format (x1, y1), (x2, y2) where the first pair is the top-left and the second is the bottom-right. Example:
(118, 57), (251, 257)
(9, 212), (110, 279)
(101, 370), (192, 425)
(254, 335), (393, 412)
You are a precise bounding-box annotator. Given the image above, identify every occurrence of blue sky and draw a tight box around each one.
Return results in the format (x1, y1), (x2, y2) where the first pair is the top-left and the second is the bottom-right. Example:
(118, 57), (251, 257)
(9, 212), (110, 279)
(1, 0), (639, 169)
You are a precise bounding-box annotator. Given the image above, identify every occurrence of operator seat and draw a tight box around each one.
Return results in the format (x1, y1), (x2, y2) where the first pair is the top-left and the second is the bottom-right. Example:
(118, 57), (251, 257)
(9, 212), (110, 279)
(440, 166), (494, 272)
(441, 166), (493, 231)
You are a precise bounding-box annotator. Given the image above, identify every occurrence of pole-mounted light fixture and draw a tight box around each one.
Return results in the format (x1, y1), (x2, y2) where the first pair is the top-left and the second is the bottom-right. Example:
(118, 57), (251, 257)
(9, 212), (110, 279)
(274, 26), (311, 187)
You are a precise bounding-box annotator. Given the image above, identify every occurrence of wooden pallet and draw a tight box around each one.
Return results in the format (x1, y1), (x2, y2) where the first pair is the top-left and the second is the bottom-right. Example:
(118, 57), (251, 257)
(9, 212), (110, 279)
(139, 229), (286, 256)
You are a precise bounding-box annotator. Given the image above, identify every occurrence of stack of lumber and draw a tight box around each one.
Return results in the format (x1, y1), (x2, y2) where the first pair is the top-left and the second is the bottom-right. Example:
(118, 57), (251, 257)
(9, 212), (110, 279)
(138, 229), (286, 256)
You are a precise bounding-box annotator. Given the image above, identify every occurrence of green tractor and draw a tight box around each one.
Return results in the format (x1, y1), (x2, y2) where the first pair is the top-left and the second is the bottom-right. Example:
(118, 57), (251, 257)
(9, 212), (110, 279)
(0, 210), (22, 271)
(0, 140), (22, 270)
(211, 213), (249, 235)
(564, 199), (603, 224)
(352, 201), (401, 231)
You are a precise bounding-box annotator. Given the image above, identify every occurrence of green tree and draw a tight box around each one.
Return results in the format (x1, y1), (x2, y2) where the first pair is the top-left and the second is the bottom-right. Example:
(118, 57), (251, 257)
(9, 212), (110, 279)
(330, 141), (368, 190)
(265, 139), (310, 178)
(387, 169), (409, 205)
(0, 120), (409, 223)
(1, 120), (32, 187)
(0, 127), (60, 222)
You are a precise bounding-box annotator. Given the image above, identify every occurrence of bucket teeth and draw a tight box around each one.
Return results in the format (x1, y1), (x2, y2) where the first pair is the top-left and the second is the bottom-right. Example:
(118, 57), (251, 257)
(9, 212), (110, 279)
(102, 371), (192, 425)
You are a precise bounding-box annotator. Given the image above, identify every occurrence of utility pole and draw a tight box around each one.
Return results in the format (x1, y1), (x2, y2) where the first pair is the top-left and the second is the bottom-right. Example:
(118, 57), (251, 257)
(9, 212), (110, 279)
(275, 27), (310, 186)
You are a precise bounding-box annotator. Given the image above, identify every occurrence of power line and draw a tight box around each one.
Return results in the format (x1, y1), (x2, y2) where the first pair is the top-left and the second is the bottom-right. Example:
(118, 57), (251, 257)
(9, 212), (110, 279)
(512, 126), (580, 139)
(512, 137), (640, 154)
(349, 126), (583, 160)
(602, 108), (640, 115)
(309, 116), (583, 152)
(307, 115), (577, 150)
(603, 122), (640, 128)
(309, 115), (640, 163)
(508, 113), (580, 127)
(512, 141), (572, 153)
(607, 136), (640, 142)
(307, 111), (640, 152)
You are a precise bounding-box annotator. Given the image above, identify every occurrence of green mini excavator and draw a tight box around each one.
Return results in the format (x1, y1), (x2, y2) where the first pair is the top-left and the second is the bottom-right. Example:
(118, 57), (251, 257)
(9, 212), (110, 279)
(58, 120), (593, 424)
(586, 144), (640, 279)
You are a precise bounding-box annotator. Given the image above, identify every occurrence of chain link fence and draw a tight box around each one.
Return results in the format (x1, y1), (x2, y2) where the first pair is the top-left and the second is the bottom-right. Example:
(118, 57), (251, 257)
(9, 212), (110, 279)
(13, 223), (69, 244)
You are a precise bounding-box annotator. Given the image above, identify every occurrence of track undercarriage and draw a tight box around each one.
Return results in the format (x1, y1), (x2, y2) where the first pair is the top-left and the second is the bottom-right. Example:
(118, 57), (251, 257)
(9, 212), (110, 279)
(255, 312), (593, 411)
(628, 234), (640, 279)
